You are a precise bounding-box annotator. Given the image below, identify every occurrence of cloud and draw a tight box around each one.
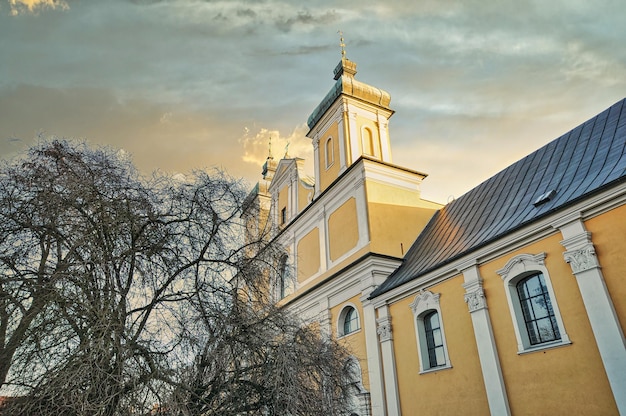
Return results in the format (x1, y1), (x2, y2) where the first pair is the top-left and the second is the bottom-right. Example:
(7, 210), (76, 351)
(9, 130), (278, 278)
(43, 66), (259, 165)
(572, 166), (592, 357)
(240, 123), (313, 173)
(7, 0), (68, 15)
(274, 9), (339, 32)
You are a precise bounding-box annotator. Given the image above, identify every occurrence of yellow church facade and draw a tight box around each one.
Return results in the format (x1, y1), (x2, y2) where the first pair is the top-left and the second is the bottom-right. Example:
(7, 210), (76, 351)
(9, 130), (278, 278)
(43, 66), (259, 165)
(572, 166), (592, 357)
(249, 56), (626, 415)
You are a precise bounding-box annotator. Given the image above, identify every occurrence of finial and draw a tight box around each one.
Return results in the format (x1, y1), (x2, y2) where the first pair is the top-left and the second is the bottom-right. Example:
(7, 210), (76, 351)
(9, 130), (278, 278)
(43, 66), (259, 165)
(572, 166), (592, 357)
(284, 142), (290, 158)
(268, 136), (273, 159)
(338, 30), (346, 59)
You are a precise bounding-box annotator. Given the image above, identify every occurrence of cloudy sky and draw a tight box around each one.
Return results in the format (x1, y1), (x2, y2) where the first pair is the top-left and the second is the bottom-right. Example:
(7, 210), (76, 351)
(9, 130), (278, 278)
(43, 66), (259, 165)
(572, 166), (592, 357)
(1, 0), (625, 203)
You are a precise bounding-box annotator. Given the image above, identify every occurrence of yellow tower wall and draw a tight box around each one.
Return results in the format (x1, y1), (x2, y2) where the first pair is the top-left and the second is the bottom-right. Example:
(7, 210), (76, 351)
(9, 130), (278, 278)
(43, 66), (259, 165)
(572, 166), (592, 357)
(327, 197), (359, 261)
(297, 181), (313, 213)
(296, 227), (320, 283)
(366, 181), (440, 257)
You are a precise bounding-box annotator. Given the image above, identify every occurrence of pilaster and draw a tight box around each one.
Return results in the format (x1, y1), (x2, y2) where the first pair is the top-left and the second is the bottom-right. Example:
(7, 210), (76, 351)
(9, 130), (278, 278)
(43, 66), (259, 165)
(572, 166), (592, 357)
(376, 305), (400, 415)
(460, 262), (511, 415)
(361, 297), (386, 416)
(554, 216), (626, 414)
(312, 136), (321, 198)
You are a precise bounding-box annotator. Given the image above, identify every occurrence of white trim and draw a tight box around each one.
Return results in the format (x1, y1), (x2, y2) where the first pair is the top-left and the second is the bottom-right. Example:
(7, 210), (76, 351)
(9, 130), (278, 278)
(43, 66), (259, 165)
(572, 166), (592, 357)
(460, 264), (511, 415)
(497, 253), (571, 353)
(555, 217), (626, 414)
(361, 298), (386, 415)
(409, 290), (452, 373)
(376, 305), (400, 415)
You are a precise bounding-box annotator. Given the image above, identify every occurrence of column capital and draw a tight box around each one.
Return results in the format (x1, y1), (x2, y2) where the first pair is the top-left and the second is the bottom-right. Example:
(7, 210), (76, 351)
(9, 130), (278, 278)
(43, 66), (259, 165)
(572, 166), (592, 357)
(376, 315), (392, 342)
(564, 243), (599, 274)
(464, 287), (487, 312)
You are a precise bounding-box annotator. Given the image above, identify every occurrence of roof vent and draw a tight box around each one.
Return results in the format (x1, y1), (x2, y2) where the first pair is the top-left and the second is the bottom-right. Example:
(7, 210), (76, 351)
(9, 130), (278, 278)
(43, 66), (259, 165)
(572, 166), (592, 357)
(533, 189), (557, 206)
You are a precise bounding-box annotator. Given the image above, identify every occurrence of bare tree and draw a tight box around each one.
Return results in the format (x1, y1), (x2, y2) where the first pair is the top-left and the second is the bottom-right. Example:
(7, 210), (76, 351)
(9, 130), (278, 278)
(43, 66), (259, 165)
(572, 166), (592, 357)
(166, 292), (351, 416)
(0, 140), (353, 416)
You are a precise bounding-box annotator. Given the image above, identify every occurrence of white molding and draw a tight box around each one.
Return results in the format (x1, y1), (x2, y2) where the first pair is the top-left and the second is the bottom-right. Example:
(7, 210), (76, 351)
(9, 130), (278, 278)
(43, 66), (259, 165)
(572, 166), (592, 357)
(497, 252), (571, 353)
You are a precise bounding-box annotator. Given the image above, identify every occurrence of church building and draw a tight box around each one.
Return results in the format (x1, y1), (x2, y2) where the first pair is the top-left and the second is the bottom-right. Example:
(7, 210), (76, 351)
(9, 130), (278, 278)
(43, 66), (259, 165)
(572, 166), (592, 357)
(247, 54), (626, 415)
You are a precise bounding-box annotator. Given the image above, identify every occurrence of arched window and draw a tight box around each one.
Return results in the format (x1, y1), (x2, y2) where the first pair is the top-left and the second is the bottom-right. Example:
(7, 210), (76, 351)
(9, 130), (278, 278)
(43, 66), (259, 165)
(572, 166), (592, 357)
(423, 311), (446, 368)
(516, 273), (561, 345)
(410, 290), (451, 373)
(497, 253), (570, 353)
(338, 305), (360, 337)
(325, 137), (334, 169)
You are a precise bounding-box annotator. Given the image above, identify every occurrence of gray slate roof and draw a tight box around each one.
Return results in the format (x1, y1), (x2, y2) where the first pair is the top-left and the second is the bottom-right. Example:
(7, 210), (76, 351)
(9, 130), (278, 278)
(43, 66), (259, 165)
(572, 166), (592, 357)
(371, 98), (626, 298)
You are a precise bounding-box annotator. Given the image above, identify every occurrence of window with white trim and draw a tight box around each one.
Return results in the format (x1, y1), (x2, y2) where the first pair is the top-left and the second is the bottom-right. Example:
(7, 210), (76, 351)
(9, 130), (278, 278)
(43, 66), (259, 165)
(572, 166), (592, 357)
(497, 253), (570, 353)
(410, 290), (452, 372)
(338, 305), (360, 337)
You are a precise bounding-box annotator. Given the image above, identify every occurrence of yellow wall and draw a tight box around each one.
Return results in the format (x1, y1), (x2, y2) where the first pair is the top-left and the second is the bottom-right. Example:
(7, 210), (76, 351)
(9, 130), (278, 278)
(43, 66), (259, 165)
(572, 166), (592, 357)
(296, 227), (320, 282)
(298, 181), (313, 213)
(330, 295), (370, 390)
(319, 122), (341, 193)
(482, 233), (618, 415)
(390, 275), (490, 415)
(328, 197), (359, 261)
(366, 181), (441, 257)
(585, 204), (626, 335)
(388, 228), (621, 415)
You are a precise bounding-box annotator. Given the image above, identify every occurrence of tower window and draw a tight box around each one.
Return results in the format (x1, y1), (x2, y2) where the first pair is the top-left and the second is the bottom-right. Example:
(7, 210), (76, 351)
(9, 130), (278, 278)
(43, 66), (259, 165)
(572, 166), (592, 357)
(280, 207), (287, 225)
(325, 137), (334, 169)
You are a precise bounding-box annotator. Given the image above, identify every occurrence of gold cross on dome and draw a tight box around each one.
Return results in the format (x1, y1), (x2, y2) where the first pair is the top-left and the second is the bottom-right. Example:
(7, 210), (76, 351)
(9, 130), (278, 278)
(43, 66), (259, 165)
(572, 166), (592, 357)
(338, 30), (346, 58)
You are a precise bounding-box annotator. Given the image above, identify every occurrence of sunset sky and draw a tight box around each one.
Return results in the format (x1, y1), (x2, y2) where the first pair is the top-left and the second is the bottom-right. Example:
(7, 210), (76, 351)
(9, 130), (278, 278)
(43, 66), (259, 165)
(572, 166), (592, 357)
(1, 0), (625, 203)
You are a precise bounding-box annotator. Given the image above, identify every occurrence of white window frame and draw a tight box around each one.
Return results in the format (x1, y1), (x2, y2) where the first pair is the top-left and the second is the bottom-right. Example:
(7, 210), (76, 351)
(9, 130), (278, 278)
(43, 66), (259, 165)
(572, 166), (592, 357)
(338, 303), (361, 337)
(409, 290), (452, 373)
(497, 253), (571, 354)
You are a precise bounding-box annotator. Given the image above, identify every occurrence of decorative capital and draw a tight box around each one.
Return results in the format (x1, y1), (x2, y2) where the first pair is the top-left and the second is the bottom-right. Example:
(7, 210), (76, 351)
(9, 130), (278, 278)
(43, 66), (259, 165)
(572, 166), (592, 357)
(464, 289), (487, 312)
(376, 315), (392, 342)
(564, 243), (599, 274)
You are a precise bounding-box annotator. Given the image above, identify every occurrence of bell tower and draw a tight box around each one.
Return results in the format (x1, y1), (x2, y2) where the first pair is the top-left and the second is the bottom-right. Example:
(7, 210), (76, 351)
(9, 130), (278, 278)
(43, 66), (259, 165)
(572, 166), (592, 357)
(306, 35), (395, 195)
